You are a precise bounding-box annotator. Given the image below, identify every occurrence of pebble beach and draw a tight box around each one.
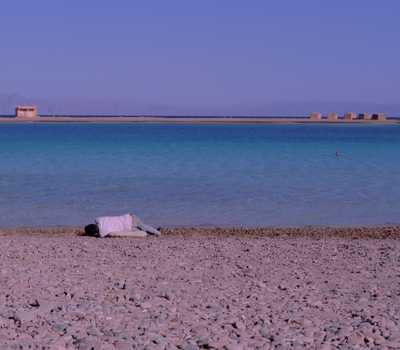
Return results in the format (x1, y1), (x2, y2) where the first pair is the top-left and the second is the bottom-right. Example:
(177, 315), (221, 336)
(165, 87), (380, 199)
(0, 226), (400, 349)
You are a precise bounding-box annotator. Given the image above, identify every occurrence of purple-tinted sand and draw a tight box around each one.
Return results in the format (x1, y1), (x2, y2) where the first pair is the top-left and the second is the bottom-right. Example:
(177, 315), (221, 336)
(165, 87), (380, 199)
(0, 226), (399, 349)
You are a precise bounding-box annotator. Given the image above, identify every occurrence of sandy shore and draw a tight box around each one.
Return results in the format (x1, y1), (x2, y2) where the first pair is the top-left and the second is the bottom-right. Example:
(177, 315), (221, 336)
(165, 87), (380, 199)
(0, 116), (399, 124)
(1, 226), (400, 349)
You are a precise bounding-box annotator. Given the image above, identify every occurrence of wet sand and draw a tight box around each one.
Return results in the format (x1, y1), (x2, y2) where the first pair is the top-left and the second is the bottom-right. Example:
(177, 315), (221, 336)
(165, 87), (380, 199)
(1, 226), (400, 349)
(0, 116), (398, 124)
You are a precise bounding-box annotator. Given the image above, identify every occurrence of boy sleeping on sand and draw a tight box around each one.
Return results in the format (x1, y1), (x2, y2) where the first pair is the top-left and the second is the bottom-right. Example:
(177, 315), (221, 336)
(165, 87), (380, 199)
(84, 213), (161, 238)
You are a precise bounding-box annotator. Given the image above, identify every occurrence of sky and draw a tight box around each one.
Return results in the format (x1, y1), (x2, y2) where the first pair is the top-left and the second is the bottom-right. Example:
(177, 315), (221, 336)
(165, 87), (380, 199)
(1, 1), (400, 115)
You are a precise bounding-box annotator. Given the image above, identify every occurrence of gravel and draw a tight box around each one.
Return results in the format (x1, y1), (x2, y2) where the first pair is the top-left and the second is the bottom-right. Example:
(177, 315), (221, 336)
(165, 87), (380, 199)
(0, 226), (399, 349)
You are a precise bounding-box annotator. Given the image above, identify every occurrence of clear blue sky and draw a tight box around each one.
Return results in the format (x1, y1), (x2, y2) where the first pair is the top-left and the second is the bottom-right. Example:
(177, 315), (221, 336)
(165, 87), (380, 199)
(1, 1), (399, 115)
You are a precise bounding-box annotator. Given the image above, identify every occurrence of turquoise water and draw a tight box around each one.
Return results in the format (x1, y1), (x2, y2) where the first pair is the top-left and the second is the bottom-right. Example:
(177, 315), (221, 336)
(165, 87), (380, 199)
(0, 123), (399, 228)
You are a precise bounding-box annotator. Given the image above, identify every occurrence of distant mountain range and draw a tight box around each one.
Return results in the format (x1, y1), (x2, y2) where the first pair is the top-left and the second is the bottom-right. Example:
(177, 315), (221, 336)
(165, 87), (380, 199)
(1, 93), (399, 117)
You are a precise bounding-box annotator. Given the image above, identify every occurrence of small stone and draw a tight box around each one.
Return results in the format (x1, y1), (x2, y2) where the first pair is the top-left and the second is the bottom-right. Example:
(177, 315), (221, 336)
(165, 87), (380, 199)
(114, 340), (132, 350)
(195, 337), (210, 348)
(386, 338), (400, 348)
(184, 344), (199, 350)
(348, 331), (365, 346)
(232, 320), (246, 331)
(29, 299), (40, 308)
(227, 344), (244, 350)
(141, 302), (152, 309)
(260, 327), (272, 338)
(16, 309), (36, 322)
(76, 336), (102, 350)
(53, 322), (69, 335)
(256, 281), (266, 288)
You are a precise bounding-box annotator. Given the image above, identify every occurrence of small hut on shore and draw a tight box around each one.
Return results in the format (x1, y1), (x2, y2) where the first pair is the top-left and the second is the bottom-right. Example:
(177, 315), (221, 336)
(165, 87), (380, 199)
(358, 113), (371, 120)
(15, 106), (38, 119)
(344, 112), (356, 120)
(309, 112), (322, 121)
(327, 112), (338, 121)
(371, 113), (386, 121)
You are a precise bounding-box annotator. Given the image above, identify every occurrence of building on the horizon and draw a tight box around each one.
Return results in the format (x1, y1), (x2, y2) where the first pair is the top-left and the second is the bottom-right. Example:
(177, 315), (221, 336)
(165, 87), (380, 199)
(344, 112), (356, 120)
(358, 113), (371, 120)
(15, 106), (38, 119)
(372, 113), (386, 121)
(307, 111), (387, 122)
(327, 112), (338, 121)
(309, 112), (322, 121)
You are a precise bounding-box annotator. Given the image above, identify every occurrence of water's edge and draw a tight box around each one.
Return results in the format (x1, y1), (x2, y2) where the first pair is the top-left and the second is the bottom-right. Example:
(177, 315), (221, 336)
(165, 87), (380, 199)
(1, 225), (400, 240)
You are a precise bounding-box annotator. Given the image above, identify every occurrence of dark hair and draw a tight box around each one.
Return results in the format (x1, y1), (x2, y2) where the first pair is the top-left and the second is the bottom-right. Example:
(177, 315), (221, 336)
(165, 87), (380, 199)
(84, 224), (100, 237)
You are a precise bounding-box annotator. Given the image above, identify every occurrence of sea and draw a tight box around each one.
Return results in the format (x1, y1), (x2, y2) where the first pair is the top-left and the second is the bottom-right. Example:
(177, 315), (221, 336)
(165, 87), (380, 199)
(0, 123), (399, 228)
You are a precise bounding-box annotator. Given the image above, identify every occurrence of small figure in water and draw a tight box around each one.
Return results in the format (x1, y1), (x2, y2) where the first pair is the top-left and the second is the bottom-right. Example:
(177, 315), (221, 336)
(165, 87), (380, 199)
(336, 150), (340, 158)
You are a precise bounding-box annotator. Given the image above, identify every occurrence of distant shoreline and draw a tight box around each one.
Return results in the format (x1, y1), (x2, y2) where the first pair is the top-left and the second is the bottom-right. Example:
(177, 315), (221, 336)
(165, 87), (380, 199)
(0, 115), (399, 124)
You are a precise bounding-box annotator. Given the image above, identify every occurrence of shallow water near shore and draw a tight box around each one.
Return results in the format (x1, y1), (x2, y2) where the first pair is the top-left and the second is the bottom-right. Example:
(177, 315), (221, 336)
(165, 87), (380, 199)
(0, 123), (399, 228)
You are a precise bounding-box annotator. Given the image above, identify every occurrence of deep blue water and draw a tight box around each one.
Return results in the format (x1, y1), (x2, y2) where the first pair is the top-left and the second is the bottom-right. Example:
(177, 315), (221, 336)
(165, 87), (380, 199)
(0, 123), (399, 228)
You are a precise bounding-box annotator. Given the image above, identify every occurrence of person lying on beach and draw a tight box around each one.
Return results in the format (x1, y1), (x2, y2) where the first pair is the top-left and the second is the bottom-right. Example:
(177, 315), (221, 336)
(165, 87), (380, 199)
(84, 213), (161, 238)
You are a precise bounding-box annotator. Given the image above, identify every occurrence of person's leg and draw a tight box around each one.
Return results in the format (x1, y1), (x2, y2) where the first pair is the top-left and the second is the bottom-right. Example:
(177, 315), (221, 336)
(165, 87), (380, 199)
(137, 222), (161, 236)
(130, 213), (161, 236)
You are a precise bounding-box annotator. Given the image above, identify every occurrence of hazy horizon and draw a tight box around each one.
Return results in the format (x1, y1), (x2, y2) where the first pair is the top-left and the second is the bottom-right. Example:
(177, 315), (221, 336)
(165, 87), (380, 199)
(1, 93), (400, 117)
